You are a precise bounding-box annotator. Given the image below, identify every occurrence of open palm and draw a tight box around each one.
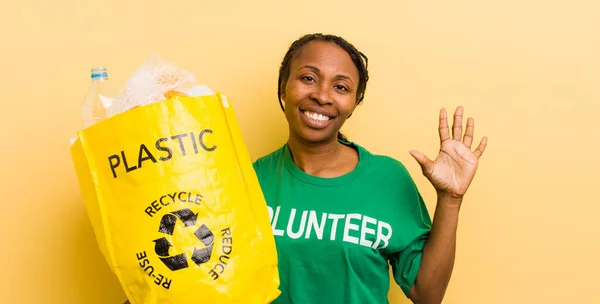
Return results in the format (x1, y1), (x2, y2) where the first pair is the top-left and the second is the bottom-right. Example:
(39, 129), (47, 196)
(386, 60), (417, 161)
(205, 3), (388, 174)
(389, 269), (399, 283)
(410, 107), (488, 199)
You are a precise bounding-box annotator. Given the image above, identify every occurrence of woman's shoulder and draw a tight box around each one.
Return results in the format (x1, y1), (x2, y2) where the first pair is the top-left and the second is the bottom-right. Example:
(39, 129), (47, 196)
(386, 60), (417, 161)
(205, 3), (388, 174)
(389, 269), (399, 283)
(252, 144), (287, 173)
(353, 143), (424, 199)
(353, 142), (414, 180)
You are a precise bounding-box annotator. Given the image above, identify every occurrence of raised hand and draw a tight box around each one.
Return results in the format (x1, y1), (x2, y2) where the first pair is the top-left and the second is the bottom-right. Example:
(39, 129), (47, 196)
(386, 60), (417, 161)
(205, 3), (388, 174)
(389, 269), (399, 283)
(409, 107), (487, 202)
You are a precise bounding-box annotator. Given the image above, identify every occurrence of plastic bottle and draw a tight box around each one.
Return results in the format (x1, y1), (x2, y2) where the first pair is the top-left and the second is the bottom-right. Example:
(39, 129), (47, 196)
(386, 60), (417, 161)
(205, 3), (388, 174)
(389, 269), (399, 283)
(81, 67), (116, 128)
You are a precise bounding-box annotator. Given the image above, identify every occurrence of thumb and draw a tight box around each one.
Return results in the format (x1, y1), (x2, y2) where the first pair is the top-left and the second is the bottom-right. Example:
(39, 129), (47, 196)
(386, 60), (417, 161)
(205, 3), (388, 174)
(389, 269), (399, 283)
(409, 150), (433, 175)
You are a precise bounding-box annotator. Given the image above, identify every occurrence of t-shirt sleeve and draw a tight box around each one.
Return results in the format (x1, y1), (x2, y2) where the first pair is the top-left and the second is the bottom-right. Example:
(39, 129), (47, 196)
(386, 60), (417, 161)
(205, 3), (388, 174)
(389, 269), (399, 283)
(388, 167), (432, 297)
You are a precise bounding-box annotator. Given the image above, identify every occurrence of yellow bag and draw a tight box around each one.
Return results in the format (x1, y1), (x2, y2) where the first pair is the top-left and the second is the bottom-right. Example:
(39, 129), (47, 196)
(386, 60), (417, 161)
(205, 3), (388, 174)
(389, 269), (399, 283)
(71, 93), (281, 303)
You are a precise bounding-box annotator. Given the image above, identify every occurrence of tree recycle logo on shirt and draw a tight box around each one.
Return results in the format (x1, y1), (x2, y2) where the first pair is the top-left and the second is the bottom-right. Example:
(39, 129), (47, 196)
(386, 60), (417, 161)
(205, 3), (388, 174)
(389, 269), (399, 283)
(136, 191), (233, 290)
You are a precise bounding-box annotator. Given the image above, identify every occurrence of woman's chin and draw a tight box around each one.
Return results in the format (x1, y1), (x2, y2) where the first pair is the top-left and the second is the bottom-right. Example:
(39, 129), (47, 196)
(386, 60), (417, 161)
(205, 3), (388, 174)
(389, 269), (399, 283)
(292, 129), (338, 145)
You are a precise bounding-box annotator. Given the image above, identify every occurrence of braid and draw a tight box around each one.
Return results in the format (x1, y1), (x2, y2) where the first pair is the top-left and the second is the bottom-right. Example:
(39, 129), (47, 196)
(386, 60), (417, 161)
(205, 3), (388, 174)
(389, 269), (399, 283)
(277, 33), (370, 142)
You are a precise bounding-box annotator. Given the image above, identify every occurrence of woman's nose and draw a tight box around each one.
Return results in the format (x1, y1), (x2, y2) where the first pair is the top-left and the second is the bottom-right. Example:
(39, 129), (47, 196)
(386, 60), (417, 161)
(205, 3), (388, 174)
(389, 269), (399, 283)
(310, 83), (333, 105)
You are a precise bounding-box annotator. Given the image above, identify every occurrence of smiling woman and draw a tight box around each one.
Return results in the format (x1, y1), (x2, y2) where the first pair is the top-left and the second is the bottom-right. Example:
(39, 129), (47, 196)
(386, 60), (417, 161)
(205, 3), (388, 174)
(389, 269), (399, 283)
(284, 41), (358, 144)
(277, 34), (369, 145)
(252, 33), (488, 304)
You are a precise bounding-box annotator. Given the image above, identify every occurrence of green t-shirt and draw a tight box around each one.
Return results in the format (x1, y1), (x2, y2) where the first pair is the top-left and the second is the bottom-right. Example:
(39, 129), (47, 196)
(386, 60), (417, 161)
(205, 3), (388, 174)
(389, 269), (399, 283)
(252, 142), (432, 304)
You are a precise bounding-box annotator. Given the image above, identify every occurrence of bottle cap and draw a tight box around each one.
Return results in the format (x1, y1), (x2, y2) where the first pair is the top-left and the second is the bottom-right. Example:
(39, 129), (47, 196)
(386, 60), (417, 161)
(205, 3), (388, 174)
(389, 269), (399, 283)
(91, 67), (108, 79)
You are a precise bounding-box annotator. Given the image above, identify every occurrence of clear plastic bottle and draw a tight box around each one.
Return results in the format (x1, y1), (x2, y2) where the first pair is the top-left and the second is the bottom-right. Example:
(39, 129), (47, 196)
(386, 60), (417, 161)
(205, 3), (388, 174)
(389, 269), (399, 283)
(81, 67), (115, 128)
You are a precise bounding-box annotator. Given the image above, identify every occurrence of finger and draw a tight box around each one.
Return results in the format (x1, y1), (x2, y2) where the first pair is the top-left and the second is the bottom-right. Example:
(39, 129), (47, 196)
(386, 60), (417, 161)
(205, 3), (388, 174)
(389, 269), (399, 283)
(474, 137), (488, 158)
(463, 117), (474, 148)
(452, 106), (464, 141)
(409, 150), (434, 175)
(438, 108), (451, 143)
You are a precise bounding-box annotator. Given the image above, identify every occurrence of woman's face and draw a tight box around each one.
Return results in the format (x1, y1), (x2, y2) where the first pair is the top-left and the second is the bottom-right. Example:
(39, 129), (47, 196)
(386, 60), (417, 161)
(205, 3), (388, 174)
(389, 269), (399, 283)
(282, 41), (359, 144)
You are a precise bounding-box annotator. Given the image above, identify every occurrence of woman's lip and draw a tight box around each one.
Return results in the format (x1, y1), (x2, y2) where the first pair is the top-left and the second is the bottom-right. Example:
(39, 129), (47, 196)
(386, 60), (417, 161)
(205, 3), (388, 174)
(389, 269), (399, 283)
(300, 110), (334, 129)
(300, 107), (336, 118)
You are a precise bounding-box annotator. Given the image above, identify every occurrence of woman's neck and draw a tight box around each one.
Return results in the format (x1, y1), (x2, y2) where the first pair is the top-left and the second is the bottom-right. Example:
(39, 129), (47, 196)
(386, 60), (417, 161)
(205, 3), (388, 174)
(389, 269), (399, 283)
(287, 135), (358, 178)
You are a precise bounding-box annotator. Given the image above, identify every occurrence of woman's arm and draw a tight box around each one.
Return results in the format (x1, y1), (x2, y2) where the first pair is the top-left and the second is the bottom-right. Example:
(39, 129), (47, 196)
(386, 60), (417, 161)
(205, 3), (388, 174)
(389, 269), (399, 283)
(407, 107), (487, 304)
(408, 195), (461, 304)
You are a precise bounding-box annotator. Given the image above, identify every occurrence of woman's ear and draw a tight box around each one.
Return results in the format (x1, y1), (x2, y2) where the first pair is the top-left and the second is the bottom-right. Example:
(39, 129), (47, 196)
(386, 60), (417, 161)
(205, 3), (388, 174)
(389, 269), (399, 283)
(278, 96), (286, 112)
(280, 89), (286, 102)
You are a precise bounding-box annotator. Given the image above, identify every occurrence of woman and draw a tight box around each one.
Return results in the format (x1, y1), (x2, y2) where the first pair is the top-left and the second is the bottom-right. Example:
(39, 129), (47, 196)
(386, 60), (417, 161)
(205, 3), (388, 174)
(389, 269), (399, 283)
(252, 33), (487, 304)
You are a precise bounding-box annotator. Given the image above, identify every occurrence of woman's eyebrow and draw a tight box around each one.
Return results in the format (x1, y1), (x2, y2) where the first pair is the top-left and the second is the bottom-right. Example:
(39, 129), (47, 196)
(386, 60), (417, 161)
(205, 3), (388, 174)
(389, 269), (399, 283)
(297, 65), (320, 72)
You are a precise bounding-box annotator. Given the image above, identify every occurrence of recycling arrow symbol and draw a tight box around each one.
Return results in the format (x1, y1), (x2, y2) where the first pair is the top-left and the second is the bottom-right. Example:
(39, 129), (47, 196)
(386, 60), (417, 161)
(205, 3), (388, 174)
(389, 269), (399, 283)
(152, 208), (214, 271)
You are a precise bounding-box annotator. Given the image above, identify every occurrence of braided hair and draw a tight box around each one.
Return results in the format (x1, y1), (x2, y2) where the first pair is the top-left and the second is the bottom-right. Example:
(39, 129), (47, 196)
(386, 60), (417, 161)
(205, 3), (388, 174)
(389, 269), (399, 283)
(277, 33), (369, 142)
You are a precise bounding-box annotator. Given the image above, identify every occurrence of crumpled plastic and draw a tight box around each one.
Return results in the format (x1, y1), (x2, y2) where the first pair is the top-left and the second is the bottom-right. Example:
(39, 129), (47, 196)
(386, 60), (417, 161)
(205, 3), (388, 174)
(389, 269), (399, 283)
(107, 54), (197, 117)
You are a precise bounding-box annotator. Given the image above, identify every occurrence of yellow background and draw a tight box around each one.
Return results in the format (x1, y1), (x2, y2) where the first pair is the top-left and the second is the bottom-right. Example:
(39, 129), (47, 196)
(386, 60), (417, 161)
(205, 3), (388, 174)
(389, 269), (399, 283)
(1, 0), (598, 303)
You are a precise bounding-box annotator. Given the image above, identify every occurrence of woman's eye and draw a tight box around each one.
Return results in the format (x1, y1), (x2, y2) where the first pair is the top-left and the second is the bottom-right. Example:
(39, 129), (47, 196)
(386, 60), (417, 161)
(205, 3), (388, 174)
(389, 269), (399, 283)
(335, 85), (348, 91)
(301, 76), (314, 82)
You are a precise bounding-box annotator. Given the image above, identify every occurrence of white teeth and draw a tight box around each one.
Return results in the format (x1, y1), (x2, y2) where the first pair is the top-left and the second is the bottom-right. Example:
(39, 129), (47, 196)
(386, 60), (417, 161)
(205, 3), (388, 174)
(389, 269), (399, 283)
(303, 110), (330, 122)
